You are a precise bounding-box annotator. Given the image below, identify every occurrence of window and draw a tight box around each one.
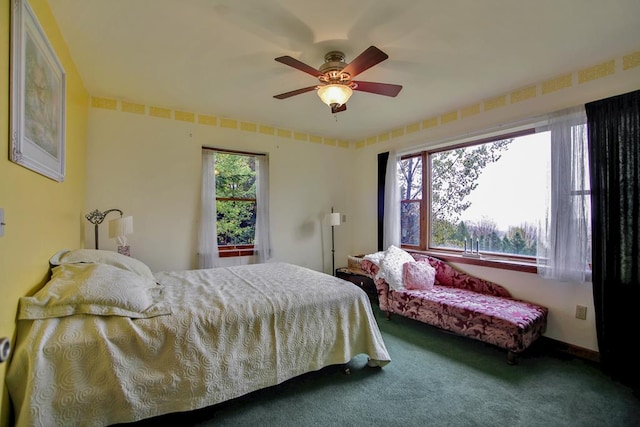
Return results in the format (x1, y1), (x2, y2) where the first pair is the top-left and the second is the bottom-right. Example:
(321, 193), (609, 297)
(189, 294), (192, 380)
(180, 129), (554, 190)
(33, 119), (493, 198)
(214, 152), (257, 257)
(399, 129), (572, 264)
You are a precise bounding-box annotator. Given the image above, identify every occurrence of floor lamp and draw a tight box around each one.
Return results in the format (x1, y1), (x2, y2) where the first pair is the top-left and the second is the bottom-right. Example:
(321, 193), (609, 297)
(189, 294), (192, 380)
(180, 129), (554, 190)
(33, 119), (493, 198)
(326, 207), (341, 275)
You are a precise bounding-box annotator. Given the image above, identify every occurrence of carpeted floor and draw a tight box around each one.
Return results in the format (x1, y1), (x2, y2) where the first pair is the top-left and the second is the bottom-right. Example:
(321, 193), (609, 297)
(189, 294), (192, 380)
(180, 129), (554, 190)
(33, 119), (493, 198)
(127, 305), (640, 427)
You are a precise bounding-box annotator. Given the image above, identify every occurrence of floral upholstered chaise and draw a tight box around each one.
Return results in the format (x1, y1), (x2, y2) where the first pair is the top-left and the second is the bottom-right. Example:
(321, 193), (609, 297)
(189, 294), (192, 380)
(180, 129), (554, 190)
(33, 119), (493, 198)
(360, 246), (548, 364)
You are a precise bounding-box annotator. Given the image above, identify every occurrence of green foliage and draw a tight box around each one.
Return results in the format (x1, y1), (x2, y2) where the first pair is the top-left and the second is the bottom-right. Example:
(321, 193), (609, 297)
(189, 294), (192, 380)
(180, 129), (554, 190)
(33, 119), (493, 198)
(214, 153), (257, 246)
(431, 219), (456, 247)
(215, 154), (256, 198)
(430, 140), (511, 225)
(216, 200), (256, 246)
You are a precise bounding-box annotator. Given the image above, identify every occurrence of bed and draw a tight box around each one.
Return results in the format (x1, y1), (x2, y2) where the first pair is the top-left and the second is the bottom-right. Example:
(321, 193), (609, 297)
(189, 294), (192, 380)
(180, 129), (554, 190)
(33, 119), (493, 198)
(6, 249), (391, 427)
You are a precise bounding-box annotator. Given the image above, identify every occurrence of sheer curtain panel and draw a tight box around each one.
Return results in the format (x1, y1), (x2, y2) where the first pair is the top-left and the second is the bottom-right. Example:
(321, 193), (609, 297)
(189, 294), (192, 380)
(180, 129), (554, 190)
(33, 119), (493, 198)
(198, 150), (220, 269)
(537, 106), (590, 282)
(254, 155), (271, 263)
(383, 150), (401, 249)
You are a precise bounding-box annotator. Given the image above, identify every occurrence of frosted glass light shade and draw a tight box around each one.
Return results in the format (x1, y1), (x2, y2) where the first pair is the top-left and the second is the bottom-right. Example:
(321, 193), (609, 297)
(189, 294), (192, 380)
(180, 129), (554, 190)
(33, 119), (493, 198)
(317, 84), (352, 107)
(109, 216), (133, 239)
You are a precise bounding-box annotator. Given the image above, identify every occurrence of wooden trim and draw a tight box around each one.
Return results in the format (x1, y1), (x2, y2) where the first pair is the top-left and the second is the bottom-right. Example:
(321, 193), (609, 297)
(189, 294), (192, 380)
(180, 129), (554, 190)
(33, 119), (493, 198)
(216, 197), (256, 202)
(218, 245), (254, 258)
(427, 128), (536, 154)
(407, 249), (538, 274)
(422, 151), (429, 251)
(398, 128), (539, 253)
(539, 337), (600, 363)
(202, 146), (266, 157)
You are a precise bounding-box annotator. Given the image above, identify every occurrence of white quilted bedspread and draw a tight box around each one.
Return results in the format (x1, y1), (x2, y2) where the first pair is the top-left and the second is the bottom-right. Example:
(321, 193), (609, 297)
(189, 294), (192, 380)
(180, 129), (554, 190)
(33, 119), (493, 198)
(7, 262), (390, 427)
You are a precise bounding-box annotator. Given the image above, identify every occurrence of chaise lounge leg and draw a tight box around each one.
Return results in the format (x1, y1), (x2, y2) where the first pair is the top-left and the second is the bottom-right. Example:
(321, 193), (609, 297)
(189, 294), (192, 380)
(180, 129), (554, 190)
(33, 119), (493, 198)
(507, 351), (518, 365)
(386, 311), (391, 320)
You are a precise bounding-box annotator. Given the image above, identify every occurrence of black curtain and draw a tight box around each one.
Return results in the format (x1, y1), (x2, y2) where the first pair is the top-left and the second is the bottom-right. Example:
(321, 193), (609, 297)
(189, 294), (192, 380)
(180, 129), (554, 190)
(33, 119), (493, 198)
(586, 89), (640, 392)
(378, 152), (390, 251)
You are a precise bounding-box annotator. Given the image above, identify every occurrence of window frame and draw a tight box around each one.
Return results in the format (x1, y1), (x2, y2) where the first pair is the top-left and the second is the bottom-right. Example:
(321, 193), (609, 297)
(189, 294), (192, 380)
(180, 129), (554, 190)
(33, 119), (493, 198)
(400, 128), (542, 273)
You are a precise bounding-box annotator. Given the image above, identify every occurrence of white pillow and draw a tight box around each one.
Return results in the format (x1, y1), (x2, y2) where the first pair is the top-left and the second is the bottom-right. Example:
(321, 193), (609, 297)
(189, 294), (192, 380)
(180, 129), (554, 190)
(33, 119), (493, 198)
(363, 251), (386, 265)
(379, 245), (415, 290)
(50, 249), (154, 280)
(18, 263), (171, 320)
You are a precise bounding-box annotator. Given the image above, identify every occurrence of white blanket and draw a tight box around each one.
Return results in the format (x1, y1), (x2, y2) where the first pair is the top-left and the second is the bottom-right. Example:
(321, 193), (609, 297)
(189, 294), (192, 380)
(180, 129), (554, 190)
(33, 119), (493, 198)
(7, 262), (390, 427)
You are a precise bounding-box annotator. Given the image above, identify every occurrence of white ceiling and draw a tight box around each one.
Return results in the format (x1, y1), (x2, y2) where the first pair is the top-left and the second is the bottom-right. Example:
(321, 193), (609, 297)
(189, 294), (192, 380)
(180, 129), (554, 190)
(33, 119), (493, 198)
(48, 0), (640, 141)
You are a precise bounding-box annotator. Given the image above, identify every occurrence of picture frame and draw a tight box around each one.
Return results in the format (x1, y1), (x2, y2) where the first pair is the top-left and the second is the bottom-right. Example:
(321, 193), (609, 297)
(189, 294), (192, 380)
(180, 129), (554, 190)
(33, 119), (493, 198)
(10, 0), (66, 182)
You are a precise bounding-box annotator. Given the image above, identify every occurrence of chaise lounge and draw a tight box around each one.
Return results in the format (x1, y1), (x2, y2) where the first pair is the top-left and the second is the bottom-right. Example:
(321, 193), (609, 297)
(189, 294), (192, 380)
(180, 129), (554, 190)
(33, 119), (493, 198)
(359, 247), (548, 364)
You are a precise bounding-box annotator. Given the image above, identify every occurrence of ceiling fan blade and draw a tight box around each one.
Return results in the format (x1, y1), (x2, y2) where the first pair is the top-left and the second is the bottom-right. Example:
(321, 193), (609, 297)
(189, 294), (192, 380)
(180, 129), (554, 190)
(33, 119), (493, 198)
(341, 46), (388, 78)
(331, 103), (347, 114)
(274, 56), (323, 78)
(353, 81), (402, 97)
(273, 86), (317, 99)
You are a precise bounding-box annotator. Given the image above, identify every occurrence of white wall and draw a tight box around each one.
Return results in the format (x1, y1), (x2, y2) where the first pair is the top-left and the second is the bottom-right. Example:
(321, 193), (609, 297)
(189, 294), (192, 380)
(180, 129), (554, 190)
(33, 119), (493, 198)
(85, 107), (352, 274)
(348, 56), (640, 352)
(85, 53), (640, 353)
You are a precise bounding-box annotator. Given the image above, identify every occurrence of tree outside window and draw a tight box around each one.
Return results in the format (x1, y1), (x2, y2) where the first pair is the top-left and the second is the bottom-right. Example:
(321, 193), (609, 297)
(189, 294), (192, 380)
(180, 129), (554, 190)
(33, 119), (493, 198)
(399, 131), (552, 259)
(214, 153), (256, 248)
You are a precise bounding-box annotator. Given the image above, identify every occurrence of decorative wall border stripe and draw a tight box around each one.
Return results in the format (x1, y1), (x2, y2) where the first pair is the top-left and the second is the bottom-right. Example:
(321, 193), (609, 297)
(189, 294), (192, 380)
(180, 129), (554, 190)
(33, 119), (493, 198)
(149, 106), (171, 119)
(623, 51), (640, 70)
(121, 101), (145, 114)
(90, 97), (350, 149)
(353, 48), (640, 149)
(578, 60), (615, 84)
(92, 97), (117, 110)
(88, 48), (639, 151)
(198, 114), (217, 126)
(175, 111), (195, 122)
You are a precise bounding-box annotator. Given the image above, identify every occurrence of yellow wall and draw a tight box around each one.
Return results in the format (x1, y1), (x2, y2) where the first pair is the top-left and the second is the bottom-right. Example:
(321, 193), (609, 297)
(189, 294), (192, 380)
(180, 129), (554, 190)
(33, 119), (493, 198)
(0, 0), (88, 423)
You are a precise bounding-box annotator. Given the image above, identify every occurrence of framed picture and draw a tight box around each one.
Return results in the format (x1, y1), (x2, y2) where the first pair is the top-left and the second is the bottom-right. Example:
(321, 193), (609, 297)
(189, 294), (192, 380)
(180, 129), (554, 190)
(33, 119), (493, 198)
(10, 0), (66, 182)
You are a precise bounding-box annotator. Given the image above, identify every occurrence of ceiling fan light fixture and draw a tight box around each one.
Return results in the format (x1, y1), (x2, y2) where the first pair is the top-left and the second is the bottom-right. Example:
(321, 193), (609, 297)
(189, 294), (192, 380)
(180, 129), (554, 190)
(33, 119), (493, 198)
(317, 84), (353, 108)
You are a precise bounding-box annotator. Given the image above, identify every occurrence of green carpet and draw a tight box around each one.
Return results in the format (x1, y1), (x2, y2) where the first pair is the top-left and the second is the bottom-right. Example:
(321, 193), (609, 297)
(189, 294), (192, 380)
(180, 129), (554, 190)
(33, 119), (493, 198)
(129, 306), (640, 426)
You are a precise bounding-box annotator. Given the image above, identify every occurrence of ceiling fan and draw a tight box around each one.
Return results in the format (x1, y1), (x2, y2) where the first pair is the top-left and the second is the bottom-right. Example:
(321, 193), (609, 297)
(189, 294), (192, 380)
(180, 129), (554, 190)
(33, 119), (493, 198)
(273, 46), (402, 114)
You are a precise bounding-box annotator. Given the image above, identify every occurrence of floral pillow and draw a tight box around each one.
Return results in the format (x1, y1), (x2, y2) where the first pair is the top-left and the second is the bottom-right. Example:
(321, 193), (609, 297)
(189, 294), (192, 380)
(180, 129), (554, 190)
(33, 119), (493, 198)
(378, 245), (415, 290)
(403, 261), (436, 291)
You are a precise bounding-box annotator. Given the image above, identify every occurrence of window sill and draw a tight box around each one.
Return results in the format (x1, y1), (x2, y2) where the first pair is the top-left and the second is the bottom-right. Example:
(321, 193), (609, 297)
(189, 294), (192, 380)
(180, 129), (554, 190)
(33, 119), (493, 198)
(413, 249), (538, 274)
(218, 245), (254, 258)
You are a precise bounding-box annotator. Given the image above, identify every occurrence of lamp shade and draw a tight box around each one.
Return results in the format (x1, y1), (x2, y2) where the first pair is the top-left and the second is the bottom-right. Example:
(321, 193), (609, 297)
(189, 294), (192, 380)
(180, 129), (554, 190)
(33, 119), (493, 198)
(327, 212), (341, 226)
(317, 84), (353, 107)
(109, 216), (133, 238)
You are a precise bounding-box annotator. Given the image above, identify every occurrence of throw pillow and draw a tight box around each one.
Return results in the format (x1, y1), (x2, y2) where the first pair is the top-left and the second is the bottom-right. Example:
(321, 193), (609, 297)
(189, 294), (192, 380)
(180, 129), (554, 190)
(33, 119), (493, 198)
(403, 261), (436, 291)
(379, 245), (415, 290)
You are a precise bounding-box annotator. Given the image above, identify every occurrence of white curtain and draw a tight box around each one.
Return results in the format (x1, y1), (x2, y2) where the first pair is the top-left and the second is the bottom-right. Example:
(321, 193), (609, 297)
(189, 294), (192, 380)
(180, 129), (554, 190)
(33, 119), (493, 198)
(254, 155), (271, 263)
(537, 106), (590, 282)
(198, 150), (220, 269)
(383, 150), (401, 249)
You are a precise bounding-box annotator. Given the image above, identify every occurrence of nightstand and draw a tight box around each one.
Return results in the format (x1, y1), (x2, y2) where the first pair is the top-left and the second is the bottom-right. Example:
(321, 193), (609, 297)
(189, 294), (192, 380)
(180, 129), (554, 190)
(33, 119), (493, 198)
(335, 268), (378, 304)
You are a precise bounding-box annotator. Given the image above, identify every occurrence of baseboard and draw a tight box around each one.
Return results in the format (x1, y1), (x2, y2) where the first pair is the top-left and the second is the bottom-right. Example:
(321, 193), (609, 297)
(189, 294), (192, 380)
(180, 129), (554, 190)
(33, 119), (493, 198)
(540, 337), (600, 363)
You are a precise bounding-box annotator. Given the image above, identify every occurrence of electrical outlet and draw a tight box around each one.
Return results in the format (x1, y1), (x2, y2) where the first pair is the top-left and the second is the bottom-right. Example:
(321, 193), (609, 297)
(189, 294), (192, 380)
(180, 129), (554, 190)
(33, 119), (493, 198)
(575, 305), (587, 320)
